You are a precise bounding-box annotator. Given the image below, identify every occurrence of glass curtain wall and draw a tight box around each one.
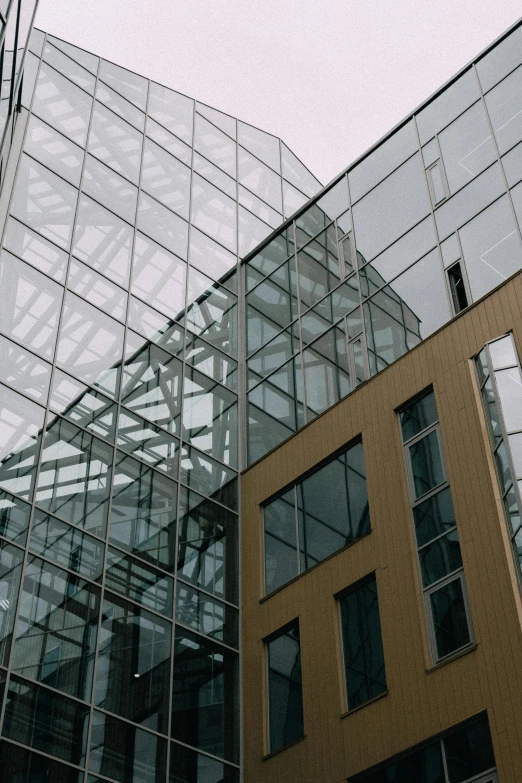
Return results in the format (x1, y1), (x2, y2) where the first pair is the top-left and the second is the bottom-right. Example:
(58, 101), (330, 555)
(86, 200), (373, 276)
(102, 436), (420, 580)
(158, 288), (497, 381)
(0, 27), (321, 783)
(245, 20), (522, 465)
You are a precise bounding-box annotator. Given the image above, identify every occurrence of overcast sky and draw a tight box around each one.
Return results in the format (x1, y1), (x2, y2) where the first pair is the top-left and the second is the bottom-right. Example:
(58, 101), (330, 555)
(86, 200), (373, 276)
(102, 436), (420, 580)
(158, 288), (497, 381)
(34, 0), (521, 186)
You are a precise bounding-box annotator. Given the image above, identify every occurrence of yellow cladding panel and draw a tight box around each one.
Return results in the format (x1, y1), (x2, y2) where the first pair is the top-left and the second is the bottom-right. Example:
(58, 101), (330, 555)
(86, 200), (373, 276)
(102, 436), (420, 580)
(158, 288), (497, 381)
(241, 270), (522, 782)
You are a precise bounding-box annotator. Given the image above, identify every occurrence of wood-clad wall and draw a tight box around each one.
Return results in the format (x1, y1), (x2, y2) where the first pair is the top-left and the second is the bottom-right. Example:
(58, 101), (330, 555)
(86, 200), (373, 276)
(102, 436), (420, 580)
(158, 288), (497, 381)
(241, 272), (522, 782)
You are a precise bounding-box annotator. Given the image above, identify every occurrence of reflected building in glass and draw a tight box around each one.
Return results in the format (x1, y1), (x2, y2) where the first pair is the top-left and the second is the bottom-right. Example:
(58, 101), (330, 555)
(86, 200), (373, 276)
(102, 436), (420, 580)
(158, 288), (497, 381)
(2, 10), (522, 783)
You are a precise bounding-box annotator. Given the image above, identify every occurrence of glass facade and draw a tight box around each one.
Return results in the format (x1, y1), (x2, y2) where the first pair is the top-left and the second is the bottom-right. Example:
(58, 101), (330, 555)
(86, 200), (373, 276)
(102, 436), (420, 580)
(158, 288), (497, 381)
(245, 19), (522, 464)
(0, 23), (321, 783)
(266, 619), (304, 753)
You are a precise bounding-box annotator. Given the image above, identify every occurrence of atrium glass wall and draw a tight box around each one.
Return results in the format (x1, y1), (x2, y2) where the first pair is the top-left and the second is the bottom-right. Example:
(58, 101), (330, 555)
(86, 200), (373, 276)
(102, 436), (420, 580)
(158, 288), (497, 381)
(0, 27), (321, 782)
(244, 20), (522, 465)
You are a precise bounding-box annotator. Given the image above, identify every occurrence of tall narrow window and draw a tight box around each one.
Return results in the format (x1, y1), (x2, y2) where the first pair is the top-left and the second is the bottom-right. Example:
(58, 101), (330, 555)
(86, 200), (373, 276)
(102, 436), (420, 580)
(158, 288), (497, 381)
(400, 389), (473, 663)
(427, 160), (448, 205)
(475, 334), (522, 584)
(266, 620), (304, 754)
(338, 573), (387, 709)
(263, 439), (370, 594)
(447, 261), (469, 313)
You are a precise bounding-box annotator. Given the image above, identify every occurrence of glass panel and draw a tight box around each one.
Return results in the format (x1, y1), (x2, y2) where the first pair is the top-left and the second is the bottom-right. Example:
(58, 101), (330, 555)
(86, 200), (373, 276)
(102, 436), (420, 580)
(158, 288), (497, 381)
(486, 63), (522, 154)
(184, 334), (237, 390)
(105, 546), (173, 615)
(196, 103), (236, 138)
(422, 138), (440, 168)
(89, 710), (168, 782)
(369, 216), (437, 282)
(438, 100), (497, 193)
(138, 192), (189, 259)
(12, 556), (99, 699)
(121, 341), (182, 433)
(419, 529), (462, 587)
(238, 146), (282, 212)
(117, 408), (179, 477)
(400, 390), (438, 440)
(67, 259), (127, 321)
(180, 444), (237, 510)
(50, 372), (117, 441)
(502, 140), (522, 187)
(178, 487), (238, 603)
(0, 490), (30, 544)
(0, 540), (24, 666)
(413, 486), (456, 547)
(142, 138), (191, 219)
(0, 384), (44, 500)
(176, 581), (239, 647)
(2, 676), (89, 764)
(146, 117), (192, 165)
(30, 29), (46, 57)
(82, 155), (138, 224)
(409, 430), (444, 498)
(340, 575), (387, 709)
(25, 114), (83, 186)
(363, 288), (421, 375)
(246, 259), (298, 351)
(189, 226), (236, 283)
(428, 162), (447, 204)
(94, 594), (171, 732)
(127, 297), (184, 356)
(443, 715), (496, 782)
(30, 509), (104, 580)
(169, 741), (240, 783)
(434, 162), (505, 241)
(0, 333), (51, 403)
(47, 35), (99, 74)
(239, 184), (283, 228)
(429, 576), (471, 658)
(477, 24), (522, 92)
(32, 63), (92, 145)
(88, 102), (143, 184)
(247, 399), (295, 465)
(489, 334), (518, 368)
(22, 52), (41, 109)
(238, 205), (273, 257)
(98, 59), (148, 109)
(298, 442), (370, 571)
(281, 141), (321, 197)
(267, 622), (304, 752)
(352, 154), (430, 262)
(185, 270), (238, 357)
(0, 740), (83, 783)
(43, 41), (96, 94)
(191, 173), (237, 254)
(283, 180), (309, 217)
(4, 217), (69, 283)
(349, 120), (418, 202)
(73, 195), (133, 287)
(96, 80), (145, 131)
(317, 178), (349, 221)
(297, 225), (340, 309)
(172, 628), (239, 763)
(238, 121), (280, 171)
(264, 488), (298, 593)
(56, 292), (124, 394)
(416, 69), (481, 145)
(194, 151), (236, 199)
(440, 233), (461, 268)
(35, 417), (113, 537)
(148, 81), (194, 144)
(458, 195), (522, 300)
(0, 251), (63, 360)
(182, 366), (238, 467)
(495, 365), (522, 431)
(195, 113), (236, 178)
(131, 232), (186, 319)
(11, 154), (78, 249)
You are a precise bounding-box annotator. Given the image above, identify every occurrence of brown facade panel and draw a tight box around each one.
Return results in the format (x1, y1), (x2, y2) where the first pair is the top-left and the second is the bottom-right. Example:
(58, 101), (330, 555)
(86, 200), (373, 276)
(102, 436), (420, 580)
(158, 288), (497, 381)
(242, 271), (522, 782)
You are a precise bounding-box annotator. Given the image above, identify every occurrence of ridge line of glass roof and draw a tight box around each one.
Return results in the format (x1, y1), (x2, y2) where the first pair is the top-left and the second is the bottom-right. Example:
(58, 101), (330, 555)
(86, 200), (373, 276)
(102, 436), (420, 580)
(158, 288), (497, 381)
(34, 27), (295, 148)
(240, 13), (522, 266)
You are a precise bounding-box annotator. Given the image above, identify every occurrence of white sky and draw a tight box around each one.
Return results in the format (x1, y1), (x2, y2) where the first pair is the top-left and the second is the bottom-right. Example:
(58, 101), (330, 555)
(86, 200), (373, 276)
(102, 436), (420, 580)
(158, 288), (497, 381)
(34, 0), (522, 186)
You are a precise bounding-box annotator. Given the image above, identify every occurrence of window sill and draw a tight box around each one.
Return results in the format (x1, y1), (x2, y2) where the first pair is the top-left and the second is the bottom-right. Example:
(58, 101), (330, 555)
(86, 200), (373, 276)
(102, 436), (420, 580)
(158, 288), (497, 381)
(426, 642), (478, 673)
(340, 690), (388, 718)
(262, 735), (306, 760)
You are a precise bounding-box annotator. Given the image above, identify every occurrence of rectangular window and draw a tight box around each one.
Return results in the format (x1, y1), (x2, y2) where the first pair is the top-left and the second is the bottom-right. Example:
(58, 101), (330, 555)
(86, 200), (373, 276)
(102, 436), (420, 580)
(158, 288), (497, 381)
(447, 261), (469, 313)
(266, 620), (304, 754)
(263, 439), (370, 594)
(349, 713), (496, 783)
(427, 160), (448, 205)
(338, 573), (387, 709)
(400, 389), (473, 663)
(475, 334), (522, 585)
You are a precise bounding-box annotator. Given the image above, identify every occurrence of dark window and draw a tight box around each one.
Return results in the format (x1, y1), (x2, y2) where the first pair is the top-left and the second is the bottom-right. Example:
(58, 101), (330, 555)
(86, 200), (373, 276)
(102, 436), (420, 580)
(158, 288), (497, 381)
(266, 620), (304, 753)
(447, 262), (469, 313)
(339, 574), (387, 709)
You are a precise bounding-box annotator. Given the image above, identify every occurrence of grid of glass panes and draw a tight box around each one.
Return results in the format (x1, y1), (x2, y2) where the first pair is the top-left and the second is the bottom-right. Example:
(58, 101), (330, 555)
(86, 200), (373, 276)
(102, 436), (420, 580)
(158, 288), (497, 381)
(349, 713), (496, 783)
(0, 26), (321, 782)
(400, 390), (473, 663)
(475, 334), (522, 582)
(265, 619), (304, 754)
(0, 0), (38, 170)
(263, 439), (370, 594)
(245, 19), (522, 465)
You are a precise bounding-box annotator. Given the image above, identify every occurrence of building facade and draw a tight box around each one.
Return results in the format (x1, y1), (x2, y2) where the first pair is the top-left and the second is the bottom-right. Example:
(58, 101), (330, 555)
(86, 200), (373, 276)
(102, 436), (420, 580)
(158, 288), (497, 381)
(0, 9), (522, 783)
